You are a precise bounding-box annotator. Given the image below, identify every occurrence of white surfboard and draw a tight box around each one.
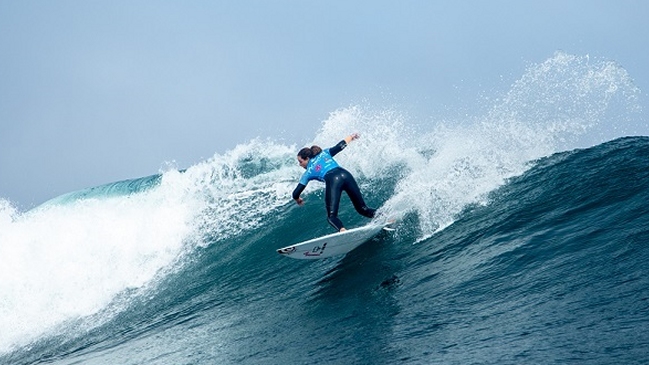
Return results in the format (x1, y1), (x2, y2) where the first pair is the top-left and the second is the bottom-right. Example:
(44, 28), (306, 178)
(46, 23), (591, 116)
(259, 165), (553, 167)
(277, 222), (393, 260)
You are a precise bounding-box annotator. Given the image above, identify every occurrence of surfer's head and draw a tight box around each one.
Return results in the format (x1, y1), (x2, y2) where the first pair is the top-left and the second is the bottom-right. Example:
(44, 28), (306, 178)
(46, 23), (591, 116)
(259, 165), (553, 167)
(297, 146), (322, 169)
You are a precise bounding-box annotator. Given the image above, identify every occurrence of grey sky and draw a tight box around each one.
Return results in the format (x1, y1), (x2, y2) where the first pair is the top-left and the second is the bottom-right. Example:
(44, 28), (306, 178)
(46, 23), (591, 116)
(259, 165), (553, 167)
(1, 1), (648, 209)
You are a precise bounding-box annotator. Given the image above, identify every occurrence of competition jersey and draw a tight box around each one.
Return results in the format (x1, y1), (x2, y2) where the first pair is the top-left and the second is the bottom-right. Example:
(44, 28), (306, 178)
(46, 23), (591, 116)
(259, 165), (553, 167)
(299, 148), (340, 185)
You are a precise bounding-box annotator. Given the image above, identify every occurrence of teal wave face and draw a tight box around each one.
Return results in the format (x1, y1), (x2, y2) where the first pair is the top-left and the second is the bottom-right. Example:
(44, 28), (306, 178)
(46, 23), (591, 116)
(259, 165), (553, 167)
(5, 137), (649, 365)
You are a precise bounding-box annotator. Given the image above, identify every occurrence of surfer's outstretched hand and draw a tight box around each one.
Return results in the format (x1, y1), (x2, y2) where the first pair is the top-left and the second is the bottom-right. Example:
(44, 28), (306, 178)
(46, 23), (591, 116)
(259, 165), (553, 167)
(344, 133), (360, 144)
(295, 197), (304, 206)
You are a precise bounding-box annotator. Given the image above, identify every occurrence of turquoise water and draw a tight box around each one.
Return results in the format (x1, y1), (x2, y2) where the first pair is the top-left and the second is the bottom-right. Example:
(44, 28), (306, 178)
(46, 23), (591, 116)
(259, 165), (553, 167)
(1, 52), (647, 364)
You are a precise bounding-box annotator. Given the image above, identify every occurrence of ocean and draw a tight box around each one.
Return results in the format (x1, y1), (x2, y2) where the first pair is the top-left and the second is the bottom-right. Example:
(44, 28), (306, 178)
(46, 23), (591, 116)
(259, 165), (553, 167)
(1, 52), (648, 364)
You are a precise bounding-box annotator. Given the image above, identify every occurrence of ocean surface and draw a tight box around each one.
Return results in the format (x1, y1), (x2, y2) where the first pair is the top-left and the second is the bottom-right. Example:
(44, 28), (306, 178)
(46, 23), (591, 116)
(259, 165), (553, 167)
(1, 53), (648, 364)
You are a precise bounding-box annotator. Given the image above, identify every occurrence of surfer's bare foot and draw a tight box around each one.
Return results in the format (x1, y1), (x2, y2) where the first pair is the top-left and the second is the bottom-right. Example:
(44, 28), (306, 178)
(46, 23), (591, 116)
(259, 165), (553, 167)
(339, 228), (346, 232)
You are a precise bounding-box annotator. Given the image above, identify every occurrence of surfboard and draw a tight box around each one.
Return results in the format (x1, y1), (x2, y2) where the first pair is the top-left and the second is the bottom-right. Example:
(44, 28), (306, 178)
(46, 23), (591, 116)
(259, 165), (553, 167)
(277, 222), (393, 260)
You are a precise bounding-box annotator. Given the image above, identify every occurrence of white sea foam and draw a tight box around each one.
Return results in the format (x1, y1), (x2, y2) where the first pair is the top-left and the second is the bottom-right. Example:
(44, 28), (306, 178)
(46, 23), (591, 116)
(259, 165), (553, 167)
(0, 178), (201, 353)
(310, 52), (641, 240)
(0, 138), (301, 353)
(0, 52), (640, 354)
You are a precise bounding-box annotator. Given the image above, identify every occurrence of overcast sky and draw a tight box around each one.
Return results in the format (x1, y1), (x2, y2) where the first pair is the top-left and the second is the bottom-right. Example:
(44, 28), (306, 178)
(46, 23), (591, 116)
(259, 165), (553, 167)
(1, 0), (648, 209)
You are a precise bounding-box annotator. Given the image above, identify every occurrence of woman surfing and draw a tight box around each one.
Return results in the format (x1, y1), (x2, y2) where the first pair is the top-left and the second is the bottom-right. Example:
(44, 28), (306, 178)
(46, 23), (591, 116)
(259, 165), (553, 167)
(292, 133), (376, 232)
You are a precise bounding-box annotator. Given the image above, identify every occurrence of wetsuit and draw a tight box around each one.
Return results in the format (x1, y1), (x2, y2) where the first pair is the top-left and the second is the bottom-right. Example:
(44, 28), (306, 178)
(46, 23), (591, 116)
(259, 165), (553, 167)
(292, 140), (376, 231)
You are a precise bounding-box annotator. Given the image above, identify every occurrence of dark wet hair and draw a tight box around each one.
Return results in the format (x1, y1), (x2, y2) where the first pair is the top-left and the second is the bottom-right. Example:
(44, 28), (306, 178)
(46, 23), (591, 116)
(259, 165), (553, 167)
(297, 145), (322, 159)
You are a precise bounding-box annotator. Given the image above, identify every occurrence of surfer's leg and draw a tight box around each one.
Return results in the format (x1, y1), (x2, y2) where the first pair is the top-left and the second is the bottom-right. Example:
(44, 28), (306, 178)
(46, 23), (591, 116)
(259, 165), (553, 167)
(327, 214), (344, 232)
(340, 169), (376, 219)
(324, 171), (345, 231)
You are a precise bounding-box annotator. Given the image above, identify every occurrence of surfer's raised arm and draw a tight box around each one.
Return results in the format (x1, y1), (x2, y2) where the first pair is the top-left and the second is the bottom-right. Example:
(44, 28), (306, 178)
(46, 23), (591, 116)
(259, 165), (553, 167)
(344, 133), (360, 144)
(328, 133), (360, 157)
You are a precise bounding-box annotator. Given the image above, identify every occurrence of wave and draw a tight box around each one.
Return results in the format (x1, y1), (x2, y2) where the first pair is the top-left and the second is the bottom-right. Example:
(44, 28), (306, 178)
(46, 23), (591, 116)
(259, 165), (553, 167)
(0, 52), (646, 364)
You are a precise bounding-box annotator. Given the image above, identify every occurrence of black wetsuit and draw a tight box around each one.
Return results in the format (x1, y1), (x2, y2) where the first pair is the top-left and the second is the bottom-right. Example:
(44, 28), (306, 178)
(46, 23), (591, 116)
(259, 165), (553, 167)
(292, 140), (376, 231)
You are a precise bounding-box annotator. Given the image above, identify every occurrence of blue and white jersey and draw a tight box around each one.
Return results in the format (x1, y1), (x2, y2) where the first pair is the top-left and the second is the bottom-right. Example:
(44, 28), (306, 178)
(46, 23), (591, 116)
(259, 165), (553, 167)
(299, 148), (341, 185)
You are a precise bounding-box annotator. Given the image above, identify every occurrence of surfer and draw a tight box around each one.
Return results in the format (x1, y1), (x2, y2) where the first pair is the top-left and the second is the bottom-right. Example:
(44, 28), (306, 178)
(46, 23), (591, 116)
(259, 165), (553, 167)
(292, 133), (376, 232)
